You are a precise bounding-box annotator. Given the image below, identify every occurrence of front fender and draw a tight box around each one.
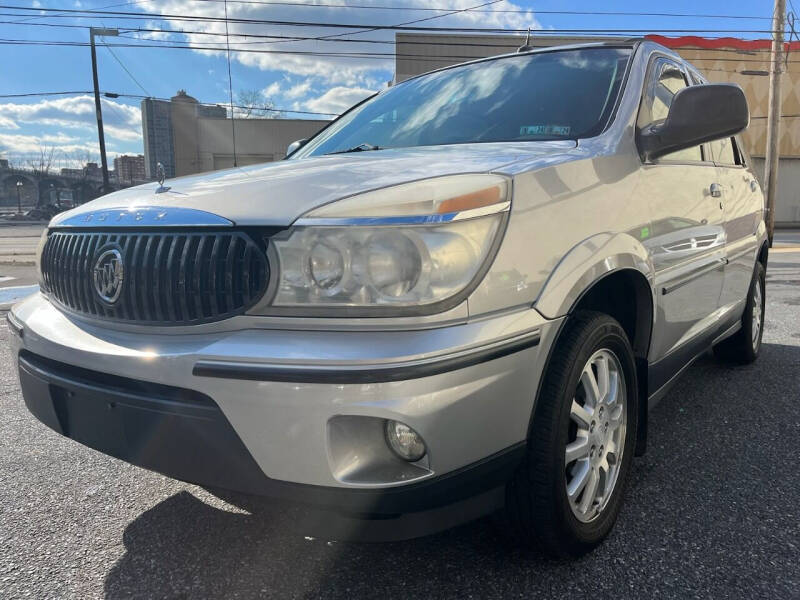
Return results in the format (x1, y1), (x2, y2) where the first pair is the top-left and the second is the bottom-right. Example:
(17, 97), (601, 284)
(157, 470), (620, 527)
(534, 232), (654, 319)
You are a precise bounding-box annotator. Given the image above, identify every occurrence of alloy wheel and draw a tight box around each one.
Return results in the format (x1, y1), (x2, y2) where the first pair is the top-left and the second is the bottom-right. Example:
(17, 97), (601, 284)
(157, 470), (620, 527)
(565, 349), (627, 523)
(752, 278), (763, 351)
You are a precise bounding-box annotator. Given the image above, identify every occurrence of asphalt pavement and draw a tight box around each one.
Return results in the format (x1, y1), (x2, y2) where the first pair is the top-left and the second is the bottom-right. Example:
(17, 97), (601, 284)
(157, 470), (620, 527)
(0, 245), (798, 599)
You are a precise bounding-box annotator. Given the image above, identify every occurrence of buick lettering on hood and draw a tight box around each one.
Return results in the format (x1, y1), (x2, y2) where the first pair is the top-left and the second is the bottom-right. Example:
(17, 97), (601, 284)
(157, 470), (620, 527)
(9, 41), (767, 557)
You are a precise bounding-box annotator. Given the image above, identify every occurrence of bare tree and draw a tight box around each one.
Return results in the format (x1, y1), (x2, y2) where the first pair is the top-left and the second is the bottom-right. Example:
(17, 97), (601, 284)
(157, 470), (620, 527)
(235, 89), (284, 119)
(63, 149), (99, 173)
(27, 144), (58, 176)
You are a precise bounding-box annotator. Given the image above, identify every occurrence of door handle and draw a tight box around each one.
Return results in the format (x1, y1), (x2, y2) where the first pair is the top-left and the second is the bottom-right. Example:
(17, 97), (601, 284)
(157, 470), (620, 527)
(709, 183), (723, 198)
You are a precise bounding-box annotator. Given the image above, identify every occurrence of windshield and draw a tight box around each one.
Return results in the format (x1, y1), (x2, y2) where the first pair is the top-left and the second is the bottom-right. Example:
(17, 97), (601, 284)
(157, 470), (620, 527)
(294, 47), (631, 158)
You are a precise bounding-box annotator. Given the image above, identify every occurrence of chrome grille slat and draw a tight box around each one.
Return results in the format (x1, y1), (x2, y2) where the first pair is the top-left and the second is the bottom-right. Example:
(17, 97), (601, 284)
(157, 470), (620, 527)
(129, 235), (143, 321)
(40, 230), (268, 325)
(208, 234), (221, 316)
(193, 236), (207, 319)
(141, 236), (156, 320)
(153, 236), (167, 322)
(73, 235), (88, 312)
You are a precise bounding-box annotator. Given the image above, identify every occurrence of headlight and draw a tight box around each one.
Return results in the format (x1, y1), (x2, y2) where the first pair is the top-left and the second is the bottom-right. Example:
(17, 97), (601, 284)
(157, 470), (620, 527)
(257, 174), (510, 315)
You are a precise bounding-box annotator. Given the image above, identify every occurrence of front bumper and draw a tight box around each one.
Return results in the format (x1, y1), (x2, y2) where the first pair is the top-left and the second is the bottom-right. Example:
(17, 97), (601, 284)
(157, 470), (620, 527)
(9, 293), (561, 517)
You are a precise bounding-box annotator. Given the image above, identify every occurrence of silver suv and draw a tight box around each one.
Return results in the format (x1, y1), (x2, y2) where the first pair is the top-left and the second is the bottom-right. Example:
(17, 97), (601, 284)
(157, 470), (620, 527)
(9, 41), (766, 557)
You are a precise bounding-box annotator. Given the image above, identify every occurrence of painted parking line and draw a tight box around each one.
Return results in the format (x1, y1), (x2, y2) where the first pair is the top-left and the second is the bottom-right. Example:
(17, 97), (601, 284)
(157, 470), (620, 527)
(0, 276), (15, 283)
(0, 284), (39, 308)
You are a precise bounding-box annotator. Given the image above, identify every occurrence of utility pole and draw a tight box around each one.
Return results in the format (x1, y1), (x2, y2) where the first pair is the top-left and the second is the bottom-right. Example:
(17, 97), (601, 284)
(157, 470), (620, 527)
(89, 27), (119, 195)
(764, 0), (786, 246)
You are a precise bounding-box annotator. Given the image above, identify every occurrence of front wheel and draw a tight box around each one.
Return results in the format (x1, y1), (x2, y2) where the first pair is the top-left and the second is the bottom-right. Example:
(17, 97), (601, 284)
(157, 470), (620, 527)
(502, 311), (638, 558)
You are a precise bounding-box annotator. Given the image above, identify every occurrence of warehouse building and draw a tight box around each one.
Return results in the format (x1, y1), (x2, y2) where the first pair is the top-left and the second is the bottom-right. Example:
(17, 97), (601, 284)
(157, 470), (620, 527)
(141, 91), (328, 178)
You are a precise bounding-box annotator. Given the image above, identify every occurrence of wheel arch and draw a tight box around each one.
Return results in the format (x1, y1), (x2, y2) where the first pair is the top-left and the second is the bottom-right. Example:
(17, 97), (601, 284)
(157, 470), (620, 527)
(532, 233), (655, 454)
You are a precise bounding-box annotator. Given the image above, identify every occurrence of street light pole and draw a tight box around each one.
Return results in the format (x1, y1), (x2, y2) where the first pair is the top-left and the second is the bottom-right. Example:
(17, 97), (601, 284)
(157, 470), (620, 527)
(89, 27), (119, 195)
(15, 181), (22, 215)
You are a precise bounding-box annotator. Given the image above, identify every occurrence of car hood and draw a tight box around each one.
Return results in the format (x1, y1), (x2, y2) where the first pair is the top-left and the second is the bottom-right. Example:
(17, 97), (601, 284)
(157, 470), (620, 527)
(51, 141), (577, 227)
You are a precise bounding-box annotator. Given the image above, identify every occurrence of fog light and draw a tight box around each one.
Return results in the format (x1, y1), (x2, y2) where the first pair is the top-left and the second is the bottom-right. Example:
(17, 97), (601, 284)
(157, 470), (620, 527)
(384, 420), (426, 462)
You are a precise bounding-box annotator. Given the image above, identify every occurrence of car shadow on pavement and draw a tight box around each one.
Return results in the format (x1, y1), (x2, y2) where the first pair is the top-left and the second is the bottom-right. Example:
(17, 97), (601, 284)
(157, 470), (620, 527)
(103, 343), (800, 599)
(103, 490), (531, 598)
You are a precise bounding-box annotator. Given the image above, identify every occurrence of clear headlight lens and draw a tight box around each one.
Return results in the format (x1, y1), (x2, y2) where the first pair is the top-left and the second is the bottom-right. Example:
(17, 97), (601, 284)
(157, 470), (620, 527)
(263, 174), (510, 314)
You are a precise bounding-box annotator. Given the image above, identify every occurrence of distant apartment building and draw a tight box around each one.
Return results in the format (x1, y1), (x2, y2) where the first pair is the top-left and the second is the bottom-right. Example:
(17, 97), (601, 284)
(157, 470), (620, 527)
(141, 96), (179, 179)
(113, 154), (146, 184)
(84, 162), (102, 180)
(140, 90), (328, 178)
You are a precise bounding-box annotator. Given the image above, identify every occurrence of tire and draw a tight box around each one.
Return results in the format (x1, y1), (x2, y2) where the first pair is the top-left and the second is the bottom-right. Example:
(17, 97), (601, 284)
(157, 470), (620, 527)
(502, 310), (638, 558)
(713, 262), (766, 365)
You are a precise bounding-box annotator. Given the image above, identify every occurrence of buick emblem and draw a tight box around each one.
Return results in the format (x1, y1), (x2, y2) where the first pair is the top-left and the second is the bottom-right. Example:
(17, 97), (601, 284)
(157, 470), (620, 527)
(93, 246), (124, 305)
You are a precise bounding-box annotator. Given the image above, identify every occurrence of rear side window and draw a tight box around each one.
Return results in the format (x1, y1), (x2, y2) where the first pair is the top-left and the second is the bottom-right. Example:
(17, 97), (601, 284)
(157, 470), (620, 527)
(638, 61), (703, 163)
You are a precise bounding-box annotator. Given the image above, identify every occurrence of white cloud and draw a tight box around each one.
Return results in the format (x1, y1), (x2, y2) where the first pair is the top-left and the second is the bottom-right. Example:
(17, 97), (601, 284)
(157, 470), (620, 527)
(148, 0), (539, 82)
(0, 115), (19, 130)
(284, 80), (312, 99)
(40, 133), (80, 144)
(0, 96), (141, 144)
(0, 96), (142, 163)
(0, 132), (97, 156)
(104, 125), (144, 142)
(262, 81), (282, 97)
(305, 86), (374, 114)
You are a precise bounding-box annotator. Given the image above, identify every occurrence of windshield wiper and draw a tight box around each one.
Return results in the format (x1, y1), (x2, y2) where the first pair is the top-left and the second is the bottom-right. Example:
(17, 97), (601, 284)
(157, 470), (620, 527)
(325, 143), (382, 155)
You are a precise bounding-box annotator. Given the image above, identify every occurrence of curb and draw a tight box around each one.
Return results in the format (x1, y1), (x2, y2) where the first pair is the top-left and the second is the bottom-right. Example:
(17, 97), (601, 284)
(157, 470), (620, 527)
(0, 221), (49, 227)
(0, 259), (36, 266)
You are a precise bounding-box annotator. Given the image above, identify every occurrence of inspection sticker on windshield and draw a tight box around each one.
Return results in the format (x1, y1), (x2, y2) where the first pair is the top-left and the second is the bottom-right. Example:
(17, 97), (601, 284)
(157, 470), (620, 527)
(520, 125), (571, 136)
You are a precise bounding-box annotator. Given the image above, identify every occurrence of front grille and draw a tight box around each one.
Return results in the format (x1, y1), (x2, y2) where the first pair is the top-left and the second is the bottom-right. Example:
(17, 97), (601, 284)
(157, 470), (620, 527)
(40, 230), (269, 325)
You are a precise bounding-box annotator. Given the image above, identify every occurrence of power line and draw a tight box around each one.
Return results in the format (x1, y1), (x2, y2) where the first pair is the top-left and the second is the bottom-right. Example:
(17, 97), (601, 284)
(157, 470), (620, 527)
(125, 92), (338, 115)
(0, 90), (340, 116)
(304, 0), (504, 47)
(8, 1), (776, 20)
(5, 37), (800, 65)
(1, 20), (787, 52)
(0, 5), (783, 34)
(101, 40), (151, 96)
(5, 19), (794, 61)
(0, 90), (94, 98)
(4, 0), (153, 26)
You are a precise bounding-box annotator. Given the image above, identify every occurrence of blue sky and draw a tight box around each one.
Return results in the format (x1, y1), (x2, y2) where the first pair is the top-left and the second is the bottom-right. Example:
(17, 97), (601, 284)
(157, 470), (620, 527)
(0, 0), (776, 165)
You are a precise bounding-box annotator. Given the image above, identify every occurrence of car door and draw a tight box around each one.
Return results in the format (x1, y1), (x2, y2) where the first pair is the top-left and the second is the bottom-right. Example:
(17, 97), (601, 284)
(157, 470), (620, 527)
(708, 134), (763, 311)
(635, 57), (727, 363)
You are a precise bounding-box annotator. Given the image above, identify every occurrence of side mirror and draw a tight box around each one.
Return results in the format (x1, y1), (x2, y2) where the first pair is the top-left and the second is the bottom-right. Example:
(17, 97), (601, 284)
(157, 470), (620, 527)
(286, 139), (307, 157)
(638, 83), (749, 162)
